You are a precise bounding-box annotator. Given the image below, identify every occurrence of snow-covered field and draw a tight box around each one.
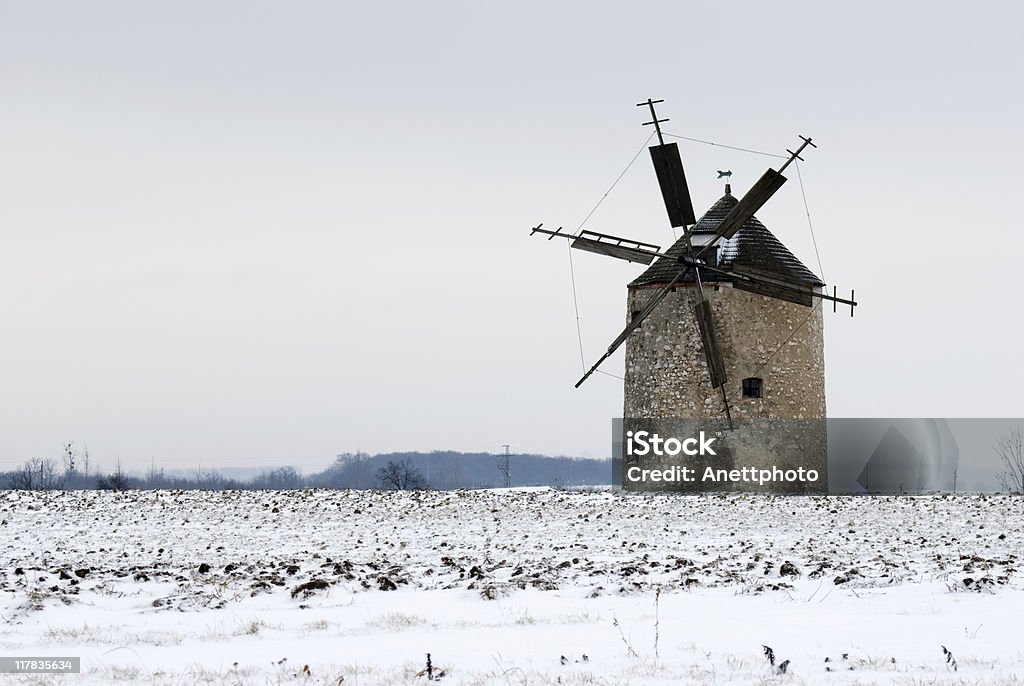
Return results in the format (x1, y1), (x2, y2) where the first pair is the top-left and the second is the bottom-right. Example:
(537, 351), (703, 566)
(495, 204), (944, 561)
(2, 488), (1023, 685)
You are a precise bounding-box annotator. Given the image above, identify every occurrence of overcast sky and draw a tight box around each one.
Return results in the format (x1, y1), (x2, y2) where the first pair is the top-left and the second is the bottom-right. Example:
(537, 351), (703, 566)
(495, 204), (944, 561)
(1, 1), (1022, 472)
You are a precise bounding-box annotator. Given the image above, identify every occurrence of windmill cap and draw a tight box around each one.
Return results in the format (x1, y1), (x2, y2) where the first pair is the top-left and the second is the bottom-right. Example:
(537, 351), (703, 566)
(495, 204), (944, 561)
(629, 189), (824, 288)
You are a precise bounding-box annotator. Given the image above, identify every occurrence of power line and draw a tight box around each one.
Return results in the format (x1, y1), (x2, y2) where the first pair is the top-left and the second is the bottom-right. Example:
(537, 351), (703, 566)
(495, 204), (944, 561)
(566, 132), (655, 377)
(662, 132), (788, 159)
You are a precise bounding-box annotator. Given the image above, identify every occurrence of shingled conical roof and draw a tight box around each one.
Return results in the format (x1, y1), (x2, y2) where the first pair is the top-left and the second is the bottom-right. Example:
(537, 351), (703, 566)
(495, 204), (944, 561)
(629, 185), (824, 288)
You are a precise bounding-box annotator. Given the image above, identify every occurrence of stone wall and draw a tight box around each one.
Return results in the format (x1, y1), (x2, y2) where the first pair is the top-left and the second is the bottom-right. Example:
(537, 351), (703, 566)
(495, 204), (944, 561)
(623, 282), (826, 420)
(621, 282), (828, 493)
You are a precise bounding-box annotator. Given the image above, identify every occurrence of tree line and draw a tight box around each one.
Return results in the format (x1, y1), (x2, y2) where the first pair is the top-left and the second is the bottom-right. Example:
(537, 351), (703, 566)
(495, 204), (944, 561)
(0, 448), (612, 491)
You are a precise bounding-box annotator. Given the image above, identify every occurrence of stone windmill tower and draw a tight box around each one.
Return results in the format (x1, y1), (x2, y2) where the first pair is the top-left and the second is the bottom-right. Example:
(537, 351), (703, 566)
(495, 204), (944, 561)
(531, 99), (856, 492)
(623, 183), (827, 424)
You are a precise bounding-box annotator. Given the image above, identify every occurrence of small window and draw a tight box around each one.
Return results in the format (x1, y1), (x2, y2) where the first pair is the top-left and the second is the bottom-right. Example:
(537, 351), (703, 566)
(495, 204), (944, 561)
(742, 377), (763, 398)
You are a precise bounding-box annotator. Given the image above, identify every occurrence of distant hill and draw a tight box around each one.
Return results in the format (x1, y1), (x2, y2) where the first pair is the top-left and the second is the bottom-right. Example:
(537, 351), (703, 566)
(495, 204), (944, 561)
(316, 451), (611, 490)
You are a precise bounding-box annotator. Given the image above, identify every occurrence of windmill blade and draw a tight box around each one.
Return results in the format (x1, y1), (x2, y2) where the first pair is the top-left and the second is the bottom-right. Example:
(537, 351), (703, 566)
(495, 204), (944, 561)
(531, 225), (663, 265)
(681, 256), (857, 310)
(694, 300), (727, 388)
(575, 265), (689, 387)
(571, 230), (662, 265)
(709, 168), (788, 241)
(683, 255), (816, 307)
(730, 265), (815, 306)
(649, 142), (697, 228)
(733, 279), (812, 307)
(733, 271), (857, 312)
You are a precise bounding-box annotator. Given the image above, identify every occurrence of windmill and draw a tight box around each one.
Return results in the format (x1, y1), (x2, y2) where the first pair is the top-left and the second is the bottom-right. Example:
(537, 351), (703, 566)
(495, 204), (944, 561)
(531, 99), (856, 430)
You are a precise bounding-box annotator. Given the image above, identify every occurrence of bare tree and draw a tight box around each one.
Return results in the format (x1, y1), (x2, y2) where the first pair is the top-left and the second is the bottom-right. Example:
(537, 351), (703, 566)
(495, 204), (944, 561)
(996, 427), (1024, 494)
(9, 458), (65, 490)
(36, 457), (64, 490)
(252, 466), (303, 489)
(62, 441), (93, 488)
(9, 463), (35, 490)
(62, 441), (76, 477)
(376, 458), (426, 490)
(145, 458), (168, 488)
(96, 459), (132, 491)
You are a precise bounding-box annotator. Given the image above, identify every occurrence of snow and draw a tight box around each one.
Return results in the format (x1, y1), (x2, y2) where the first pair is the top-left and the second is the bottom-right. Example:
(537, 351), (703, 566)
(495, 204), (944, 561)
(2, 489), (1022, 684)
(718, 233), (741, 264)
